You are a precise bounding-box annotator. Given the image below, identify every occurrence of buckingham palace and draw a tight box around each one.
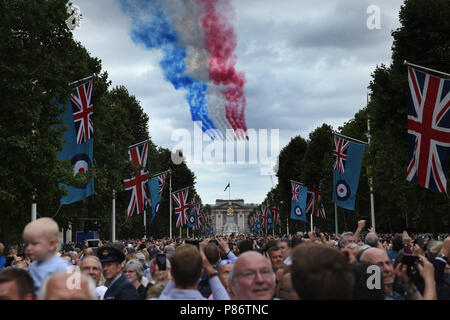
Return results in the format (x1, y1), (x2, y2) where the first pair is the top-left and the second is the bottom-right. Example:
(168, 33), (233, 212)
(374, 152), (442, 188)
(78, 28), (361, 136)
(210, 199), (257, 235)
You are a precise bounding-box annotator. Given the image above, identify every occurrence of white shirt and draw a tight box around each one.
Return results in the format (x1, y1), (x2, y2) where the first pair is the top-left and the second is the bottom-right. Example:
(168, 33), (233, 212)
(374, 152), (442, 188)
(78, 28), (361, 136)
(284, 256), (292, 266)
(96, 285), (107, 300)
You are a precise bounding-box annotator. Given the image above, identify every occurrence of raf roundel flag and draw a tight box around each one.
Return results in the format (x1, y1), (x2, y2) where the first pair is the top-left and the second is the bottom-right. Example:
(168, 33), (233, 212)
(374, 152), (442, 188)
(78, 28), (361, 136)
(290, 181), (308, 222)
(57, 97), (94, 205)
(332, 136), (365, 210)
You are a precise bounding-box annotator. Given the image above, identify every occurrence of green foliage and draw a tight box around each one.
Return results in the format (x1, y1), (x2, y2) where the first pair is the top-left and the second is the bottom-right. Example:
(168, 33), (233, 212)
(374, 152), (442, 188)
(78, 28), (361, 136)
(0, 0), (200, 244)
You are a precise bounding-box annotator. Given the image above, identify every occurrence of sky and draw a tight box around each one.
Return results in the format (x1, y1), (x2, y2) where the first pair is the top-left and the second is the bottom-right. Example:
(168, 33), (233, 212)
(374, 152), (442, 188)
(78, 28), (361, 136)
(71, 0), (404, 205)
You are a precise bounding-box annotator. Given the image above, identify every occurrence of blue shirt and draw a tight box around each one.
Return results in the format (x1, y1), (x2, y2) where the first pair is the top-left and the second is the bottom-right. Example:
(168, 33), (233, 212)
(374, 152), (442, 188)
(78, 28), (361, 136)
(386, 290), (406, 300)
(155, 277), (230, 300)
(0, 256), (6, 270)
(29, 255), (72, 295)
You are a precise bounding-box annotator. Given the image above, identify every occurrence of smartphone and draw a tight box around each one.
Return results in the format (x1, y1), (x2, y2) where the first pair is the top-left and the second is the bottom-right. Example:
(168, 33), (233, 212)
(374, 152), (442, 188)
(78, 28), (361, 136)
(87, 239), (100, 248)
(401, 253), (419, 267)
(157, 253), (167, 270)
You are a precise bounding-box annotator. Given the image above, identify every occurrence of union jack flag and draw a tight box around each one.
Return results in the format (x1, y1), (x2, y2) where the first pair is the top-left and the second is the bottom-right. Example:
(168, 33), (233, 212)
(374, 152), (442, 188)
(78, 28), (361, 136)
(124, 142), (149, 217)
(158, 173), (167, 195)
(406, 67), (450, 193)
(271, 206), (280, 225)
(291, 181), (300, 201)
(71, 81), (94, 144)
(333, 136), (350, 174)
(172, 188), (189, 228)
(124, 170), (149, 217)
(194, 205), (203, 230)
(260, 205), (269, 228)
(318, 204), (326, 219)
(129, 142), (148, 167)
(306, 189), (320, 216)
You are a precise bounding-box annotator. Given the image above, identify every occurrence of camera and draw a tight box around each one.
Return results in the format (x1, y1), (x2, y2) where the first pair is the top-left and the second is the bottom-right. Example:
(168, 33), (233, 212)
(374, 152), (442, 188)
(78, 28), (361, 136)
(87, 239), (100, 248)
(401, 253), (421, 283)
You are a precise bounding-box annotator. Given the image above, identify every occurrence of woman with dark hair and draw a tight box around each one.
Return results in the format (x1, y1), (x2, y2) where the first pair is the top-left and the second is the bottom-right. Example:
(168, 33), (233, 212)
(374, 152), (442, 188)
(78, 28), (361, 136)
(387, 233), (403, 262)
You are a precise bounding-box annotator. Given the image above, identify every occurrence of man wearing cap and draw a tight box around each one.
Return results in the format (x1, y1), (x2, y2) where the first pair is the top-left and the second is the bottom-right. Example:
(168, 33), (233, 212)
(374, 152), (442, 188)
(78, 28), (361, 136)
(97, 246), (139, 300)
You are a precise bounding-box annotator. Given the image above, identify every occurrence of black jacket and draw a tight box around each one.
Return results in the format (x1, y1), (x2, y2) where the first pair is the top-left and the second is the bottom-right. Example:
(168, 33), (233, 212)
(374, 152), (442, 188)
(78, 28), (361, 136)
(104, 275), (139, 300)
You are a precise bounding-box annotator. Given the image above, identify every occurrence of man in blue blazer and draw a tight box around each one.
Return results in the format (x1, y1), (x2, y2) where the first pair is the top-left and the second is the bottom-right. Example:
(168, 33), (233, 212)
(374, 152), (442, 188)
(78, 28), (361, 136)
(97, 246), (139, 300)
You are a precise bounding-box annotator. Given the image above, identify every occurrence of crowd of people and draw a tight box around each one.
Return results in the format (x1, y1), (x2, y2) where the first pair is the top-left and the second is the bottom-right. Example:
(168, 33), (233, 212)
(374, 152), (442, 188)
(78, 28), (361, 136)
(0, 217), (448, 300)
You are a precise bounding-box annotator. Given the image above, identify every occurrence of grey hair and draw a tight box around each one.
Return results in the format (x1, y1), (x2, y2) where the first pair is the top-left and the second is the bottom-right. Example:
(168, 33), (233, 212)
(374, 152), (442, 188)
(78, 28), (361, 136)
(164, 246), (176, 260)
(427, 240), (443, 261)
(78, 254), (102, 269)
(338, 232), (354, 248)
(365, 232), (379, 248)
(38, 271), (98, 300)
(124, 259), (144, 281)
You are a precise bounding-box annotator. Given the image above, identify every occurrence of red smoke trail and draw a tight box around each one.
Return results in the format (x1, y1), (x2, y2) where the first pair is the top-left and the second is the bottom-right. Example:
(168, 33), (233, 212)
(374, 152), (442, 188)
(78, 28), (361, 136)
(199, 0), (248, 139)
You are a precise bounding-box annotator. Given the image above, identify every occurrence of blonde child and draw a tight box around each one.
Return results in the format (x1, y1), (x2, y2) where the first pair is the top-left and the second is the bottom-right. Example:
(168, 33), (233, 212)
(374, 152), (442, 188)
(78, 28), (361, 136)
(23, 218), (71, 294)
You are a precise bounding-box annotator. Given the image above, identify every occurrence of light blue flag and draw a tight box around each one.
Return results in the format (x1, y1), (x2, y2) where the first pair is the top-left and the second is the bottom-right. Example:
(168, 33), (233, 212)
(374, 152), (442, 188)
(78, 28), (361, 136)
(332, 136), (366, 210)
(57, 100), (94, 205)
(148, 177), (161, 223)
(290, 183), (308, 222)
(187, 210), (196, 228)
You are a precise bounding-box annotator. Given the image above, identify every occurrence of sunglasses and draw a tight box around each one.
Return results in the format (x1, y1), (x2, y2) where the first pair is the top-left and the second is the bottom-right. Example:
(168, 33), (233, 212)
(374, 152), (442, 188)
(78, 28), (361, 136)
(219, 259), (233, 266)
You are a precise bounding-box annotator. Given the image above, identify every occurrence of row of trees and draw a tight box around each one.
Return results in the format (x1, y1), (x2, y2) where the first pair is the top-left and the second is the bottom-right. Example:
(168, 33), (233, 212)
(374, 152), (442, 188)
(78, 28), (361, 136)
(255, 0), (450, 234)
(0, 0), (200, 244)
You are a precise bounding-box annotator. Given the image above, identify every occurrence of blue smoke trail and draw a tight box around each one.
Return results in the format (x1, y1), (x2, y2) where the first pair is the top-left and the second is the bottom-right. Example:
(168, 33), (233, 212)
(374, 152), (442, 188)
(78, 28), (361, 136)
(120, 0), (218, 135)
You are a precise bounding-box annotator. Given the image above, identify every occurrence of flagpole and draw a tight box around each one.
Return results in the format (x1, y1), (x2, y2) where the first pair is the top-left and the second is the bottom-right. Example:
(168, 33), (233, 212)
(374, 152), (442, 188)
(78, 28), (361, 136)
(333, 132), (368, 145)
(129, 139), (151, 149)
(112, 189), (116, 242)
(143, 209), (146, 236)
(31, 191), (37, 222)
(310, 212), (313, 233)
(404, 60), (450, 77)
(367, 110), (376, 233)
(68, 74), (95, 86)
(286, 217), (289, 235)
(169, 170), (172, 239)
(334, 203), (338, 235)
(152, 170), (169, 178)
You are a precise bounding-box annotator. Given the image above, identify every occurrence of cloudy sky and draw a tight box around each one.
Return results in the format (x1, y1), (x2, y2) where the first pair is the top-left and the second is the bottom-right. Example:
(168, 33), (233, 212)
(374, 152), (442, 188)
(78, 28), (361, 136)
(72, 0), (404, 205)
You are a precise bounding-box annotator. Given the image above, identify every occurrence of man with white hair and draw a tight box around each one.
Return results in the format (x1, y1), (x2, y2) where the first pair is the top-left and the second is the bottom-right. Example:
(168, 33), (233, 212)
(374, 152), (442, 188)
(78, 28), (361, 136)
(38, 271), (97, 300)
(79, 255), (107, 299)
(365, 232), (379, 248)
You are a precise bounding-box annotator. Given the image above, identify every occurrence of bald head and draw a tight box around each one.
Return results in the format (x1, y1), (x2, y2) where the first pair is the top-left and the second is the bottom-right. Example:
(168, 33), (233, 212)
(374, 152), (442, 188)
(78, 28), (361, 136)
(230, 251), (275, 300)
(38, 271), (97, 300)
(360, 248), (394, 285)
(360, 248), (387, 264)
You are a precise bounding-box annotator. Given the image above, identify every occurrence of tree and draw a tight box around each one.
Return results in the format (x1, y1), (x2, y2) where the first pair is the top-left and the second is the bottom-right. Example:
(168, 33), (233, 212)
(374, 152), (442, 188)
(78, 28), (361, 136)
(367, 0), (450, 232)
